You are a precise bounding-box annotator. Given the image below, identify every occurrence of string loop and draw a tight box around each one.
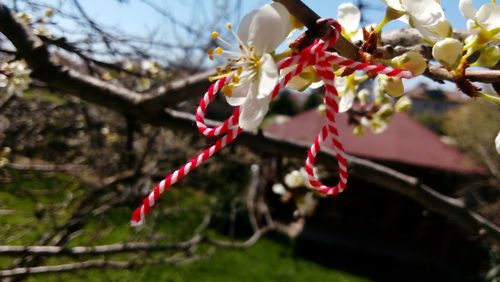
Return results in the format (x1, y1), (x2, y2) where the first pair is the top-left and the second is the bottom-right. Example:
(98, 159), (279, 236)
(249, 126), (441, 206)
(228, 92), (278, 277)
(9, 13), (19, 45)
(131, 19), (412, 225)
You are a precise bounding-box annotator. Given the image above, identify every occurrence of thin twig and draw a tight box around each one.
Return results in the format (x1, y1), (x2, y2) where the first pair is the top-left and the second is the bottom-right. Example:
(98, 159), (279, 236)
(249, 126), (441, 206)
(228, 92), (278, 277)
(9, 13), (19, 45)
(0, 236), (202, 256)
(0, 251), (211, 278)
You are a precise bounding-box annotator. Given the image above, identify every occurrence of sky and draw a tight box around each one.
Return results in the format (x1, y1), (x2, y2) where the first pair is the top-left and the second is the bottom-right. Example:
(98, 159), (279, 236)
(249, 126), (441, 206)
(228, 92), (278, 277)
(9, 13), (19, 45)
(72, 0), (493, 35)
(31, 0), (494, 90)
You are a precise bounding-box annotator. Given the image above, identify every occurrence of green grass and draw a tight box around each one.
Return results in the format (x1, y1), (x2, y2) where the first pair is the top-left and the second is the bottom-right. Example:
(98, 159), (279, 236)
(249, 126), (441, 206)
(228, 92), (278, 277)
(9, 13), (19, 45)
(1, 169), (371, 282)
(33, 238), (370, 282)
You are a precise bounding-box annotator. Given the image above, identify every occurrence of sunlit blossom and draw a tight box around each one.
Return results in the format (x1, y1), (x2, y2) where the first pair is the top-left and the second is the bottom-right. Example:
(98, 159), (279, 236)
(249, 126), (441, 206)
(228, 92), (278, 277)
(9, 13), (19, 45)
(337, 3), (361, 39)
(208, 2), (290, 130)
(460, 0), (500, 41)
(381, 0), (451, 42)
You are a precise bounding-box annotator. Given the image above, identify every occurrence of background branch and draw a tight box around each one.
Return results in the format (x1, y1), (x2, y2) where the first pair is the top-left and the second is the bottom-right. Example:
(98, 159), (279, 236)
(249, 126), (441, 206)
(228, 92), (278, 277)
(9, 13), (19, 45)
(0, 2), (498, 246)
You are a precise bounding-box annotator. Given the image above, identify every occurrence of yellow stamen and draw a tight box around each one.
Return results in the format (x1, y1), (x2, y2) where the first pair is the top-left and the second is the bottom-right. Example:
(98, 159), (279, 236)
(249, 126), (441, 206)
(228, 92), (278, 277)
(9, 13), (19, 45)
(221, 84), (235, 97)
(215, 47), (223, 55)
(211, 31), (219, 39)
(208, 72), (232, 82)
(207, 48), (214, 60)
(232, 75), (240, 83)
(226, 22), (233, 30)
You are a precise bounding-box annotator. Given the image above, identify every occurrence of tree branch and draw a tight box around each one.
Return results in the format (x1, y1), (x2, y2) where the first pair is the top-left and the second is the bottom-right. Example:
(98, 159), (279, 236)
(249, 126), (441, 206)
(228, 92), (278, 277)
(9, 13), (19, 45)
(273, 0), (360, 59)
(0, 251), (211, 278)
(426, 65), (500, 84)
(0, 2), (499, 246)
(0, 236), (202, 257)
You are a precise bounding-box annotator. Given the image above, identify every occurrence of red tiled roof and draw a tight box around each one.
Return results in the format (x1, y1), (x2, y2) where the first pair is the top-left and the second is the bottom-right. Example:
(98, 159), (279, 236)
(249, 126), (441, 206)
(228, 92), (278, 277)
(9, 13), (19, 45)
(264, 109), (482, 174)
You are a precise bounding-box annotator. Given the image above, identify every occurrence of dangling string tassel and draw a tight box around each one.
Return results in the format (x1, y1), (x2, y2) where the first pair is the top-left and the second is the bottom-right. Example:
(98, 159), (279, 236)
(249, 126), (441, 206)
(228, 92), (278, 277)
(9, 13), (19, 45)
(130, 19), (412, 226)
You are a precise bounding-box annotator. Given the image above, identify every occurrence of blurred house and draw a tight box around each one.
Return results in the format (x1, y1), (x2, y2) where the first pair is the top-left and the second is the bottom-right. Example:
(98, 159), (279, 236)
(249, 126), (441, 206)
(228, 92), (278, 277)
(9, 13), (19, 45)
(264, 108), (487, 281)
(408, 83), (470, 114)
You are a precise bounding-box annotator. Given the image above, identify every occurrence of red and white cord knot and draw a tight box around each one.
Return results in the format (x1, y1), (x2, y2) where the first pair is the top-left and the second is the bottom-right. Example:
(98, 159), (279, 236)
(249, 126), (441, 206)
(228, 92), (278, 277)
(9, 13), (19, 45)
(130, 19), (412, 226)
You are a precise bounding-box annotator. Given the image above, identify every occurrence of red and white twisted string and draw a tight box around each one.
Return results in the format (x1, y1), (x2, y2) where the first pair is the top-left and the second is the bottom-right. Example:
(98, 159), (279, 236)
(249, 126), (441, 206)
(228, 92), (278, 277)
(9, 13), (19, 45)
(130, 19), (412, 225)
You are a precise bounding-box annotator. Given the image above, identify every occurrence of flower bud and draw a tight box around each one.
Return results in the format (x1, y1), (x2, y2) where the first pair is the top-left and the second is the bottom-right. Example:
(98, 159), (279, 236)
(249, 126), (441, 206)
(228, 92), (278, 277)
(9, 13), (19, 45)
(369, 117), (388, 134)
(395, 95), (412, 112)
(136, 77), (151, 92)
(432, 38), (464, 69)
(377, 75), (404, 97)
(44, 8), (54, 18)
(353, 125), (365, 137)
(391, 51), (427, 76)
(374, 91), (390, 106)
(317, 104), (326, 116)
(375, 104), (394, 120)
(475, 46), (500, 68)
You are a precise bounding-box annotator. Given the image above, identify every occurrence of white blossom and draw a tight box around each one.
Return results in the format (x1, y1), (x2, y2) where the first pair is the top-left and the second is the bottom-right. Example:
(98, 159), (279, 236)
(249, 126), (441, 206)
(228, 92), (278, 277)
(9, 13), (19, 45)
(381, 0), (451, 42)
(0, 61), (31, 96)
(337, 3), (361, 39)
(211, 3), (290, 130)
(459, 0), (500, 38)
(284, 170), (304, 189)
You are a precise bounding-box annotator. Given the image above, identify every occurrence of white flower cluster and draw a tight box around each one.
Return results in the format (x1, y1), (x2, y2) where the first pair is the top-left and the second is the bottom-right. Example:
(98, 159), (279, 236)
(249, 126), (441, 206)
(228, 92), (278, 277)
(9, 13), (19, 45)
(0, 61), (31, 97)
(381, 0), (500, 70)
(272, 167), (321, 217)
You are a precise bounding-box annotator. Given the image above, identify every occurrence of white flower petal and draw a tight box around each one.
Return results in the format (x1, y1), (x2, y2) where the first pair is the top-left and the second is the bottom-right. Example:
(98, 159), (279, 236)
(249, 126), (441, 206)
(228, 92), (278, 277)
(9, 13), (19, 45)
(237, 9), (258, 46)
(403, 0), (445, 27)
(272, 183), (286, 195)
(411, 18), (451, 42)
(459, 0), (477, 20)
(256, 53), (278, 99)
(238, 84), (272, 130)
(339, 90), (355, 113)
(225, 77), (251, 106)
(476, 3), (500, 31)
(398, 15), (410, 25)
(334, 76), (348, 92)
(382, 0), (404, 11)
(467, 19), (479, 34)
(338, 3), (361, 34)
(243, 2), (290, 54)
(309, 81), (325, 89)
(495, 130), (500, 154)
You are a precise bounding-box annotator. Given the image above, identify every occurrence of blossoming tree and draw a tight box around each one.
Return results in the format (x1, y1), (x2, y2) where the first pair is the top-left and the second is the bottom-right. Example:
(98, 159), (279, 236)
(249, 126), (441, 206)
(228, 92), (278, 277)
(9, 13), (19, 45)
(0, 0), (499, 279)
